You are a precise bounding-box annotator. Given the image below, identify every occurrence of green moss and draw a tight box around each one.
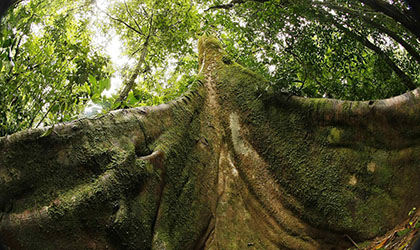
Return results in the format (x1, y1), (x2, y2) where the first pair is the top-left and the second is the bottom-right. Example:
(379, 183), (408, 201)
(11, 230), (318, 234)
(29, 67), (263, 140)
(213, 56), (417, 240)
(328, 127), (343, 144)
(198, 35), (222, 54)
(4, 35), (420, 248)
(141, 85), (214, 249)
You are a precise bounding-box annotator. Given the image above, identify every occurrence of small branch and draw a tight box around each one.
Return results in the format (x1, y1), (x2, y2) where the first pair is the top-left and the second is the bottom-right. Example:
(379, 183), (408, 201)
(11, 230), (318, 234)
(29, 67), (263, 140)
(35, 100), (57, 128)
(345, 234), (360, 249)
(206, 0), (270, 11)
(206, 0), (244, 11)
(115, 9), (156, 104)
(115, 42), (149, 107)
(0, 0), (20, 16)
(297, 75), (307, 92)
(130, 46), (143, 57)
(28, 102), (45, 128)
(140, 5), (149, 18)
(102, 10), (144, 37)
(406, 0), (420, 24)
(123, 0), (143, 37)
(147, 8), (155, 40)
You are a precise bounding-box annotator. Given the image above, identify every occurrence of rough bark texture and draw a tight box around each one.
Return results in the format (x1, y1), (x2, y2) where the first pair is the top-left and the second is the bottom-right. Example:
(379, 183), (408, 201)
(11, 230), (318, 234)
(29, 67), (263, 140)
(1, 36), (420, 249)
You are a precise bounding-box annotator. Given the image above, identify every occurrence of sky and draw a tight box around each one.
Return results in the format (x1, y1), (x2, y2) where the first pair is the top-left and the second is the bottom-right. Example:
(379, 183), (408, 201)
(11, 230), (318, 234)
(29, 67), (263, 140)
(84, 0), (201, 116)
(85, 0), (128, 115)
(92, 0), (128, 97)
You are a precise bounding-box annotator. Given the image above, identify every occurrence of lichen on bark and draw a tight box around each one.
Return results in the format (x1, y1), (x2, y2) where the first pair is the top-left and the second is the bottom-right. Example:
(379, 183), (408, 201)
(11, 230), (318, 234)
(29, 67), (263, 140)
(1, 36), (420, 249)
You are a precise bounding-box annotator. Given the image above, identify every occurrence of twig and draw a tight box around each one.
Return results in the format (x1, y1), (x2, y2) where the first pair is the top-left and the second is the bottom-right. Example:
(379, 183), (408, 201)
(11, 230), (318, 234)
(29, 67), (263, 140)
(101, 9), (144, 37)
(345, 234), (360, 249)
(123, 0), (143, 36)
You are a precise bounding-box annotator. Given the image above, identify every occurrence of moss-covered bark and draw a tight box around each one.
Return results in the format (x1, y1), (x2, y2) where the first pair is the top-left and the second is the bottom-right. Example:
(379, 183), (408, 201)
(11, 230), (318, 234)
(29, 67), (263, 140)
(1, 36), (420, 249)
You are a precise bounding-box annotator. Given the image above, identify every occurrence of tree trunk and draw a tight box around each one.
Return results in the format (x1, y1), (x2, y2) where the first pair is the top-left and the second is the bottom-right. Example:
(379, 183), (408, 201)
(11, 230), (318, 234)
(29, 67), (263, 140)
(115, 42), (149, 107)
(1, 36), (420, 249)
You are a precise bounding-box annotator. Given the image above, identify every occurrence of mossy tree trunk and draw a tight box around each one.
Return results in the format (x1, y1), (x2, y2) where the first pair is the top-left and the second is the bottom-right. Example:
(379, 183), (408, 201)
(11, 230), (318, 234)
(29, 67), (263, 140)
(2, 36), (420, 249)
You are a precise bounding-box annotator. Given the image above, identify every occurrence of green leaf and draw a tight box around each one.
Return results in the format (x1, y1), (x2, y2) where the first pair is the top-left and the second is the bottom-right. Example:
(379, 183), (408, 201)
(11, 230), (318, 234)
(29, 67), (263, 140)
(91, 93), (101, 103)
(99, 78), (111, 92)
(126, 91), (138, 106)
(89, 75), (98, 93)
(408, 207), (416, 216)
(2, 38), (12, 48)
(111, 101), (122, 110)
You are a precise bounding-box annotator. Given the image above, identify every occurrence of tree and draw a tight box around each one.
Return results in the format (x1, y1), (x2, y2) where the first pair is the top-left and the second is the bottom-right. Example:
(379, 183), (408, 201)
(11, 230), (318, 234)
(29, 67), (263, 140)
(0, 0), (111, 136)
(0, 0), (17, 17)
(1, 35), (420, 249)
(1, 1), (420, 249)
(98, 0), (200, 110)
(204, 0), (420, 100)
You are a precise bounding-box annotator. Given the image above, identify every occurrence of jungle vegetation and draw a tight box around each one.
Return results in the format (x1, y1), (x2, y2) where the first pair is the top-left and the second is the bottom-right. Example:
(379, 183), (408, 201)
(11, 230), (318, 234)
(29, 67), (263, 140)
(1, 0), (419, 136)
(1, 1), (420, 249)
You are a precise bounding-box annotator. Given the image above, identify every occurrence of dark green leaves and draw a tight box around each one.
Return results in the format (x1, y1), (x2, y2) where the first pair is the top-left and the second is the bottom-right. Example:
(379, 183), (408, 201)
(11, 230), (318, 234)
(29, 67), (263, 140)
(0, 0), (111, 136)
(2, 0), (420, 137)
(203, 0), (420, 100)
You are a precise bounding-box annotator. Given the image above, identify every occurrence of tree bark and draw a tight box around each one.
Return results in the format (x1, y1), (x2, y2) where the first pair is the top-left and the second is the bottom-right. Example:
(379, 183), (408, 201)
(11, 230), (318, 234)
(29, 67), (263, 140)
(1, 36), (420, 249)
(0, 0), (18, 17)
(115, 42), (149, 107)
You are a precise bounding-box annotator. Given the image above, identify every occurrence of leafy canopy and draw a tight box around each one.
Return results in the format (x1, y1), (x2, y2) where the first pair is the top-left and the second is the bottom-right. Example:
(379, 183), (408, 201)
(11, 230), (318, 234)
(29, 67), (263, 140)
(95, 0), (201, 110)
(1, 0), (419, 136)
(204, 0), (420, 100)
(0, 0), (110, 136)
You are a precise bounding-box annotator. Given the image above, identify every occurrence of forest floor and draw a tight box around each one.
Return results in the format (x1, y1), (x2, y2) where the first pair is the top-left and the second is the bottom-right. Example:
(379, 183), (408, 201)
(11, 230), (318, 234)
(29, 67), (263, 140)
(350, 209), (420, 249)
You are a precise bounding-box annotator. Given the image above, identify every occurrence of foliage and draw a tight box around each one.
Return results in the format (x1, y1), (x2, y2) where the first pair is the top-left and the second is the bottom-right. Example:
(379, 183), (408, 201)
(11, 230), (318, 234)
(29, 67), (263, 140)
(202, 0), (420, 100)
(0, 0), (110, 136)
(93, 0), (201, 110)
(1, 0), (420, 136)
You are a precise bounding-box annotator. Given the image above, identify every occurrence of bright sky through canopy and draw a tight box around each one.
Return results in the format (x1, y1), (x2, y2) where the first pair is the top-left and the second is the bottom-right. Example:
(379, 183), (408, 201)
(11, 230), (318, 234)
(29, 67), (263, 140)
(85, 0), (129, 115)
(92, 0), (128, 96)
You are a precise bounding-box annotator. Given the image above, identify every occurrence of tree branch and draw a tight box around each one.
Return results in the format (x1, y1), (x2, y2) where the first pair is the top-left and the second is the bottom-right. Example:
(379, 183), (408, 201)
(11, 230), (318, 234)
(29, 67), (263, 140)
(320, 11), (416, 90)
(285, 42), (328, 96)
(206, 0), (270, 11)
(359, 0), (420, 39)
(114, 45), (149, 107)
(102, 11), (144, 37)
(114, 6), (156, 109)
(123, 0), (143, 37)
(206, 0), (244, 11)
(405, 0), (420, 24)
(0, 0), (19, 17)
(312, 1), (420, 64)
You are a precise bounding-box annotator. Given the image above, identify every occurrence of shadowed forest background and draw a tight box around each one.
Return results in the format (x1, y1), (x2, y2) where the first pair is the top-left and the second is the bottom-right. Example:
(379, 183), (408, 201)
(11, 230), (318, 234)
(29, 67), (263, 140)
(1, 0), (420, 249)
